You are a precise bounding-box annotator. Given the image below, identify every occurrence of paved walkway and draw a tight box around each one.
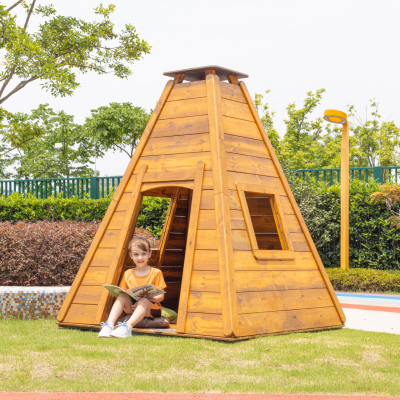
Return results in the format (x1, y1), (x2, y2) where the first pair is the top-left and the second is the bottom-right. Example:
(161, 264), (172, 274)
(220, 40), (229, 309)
(337, 292), (400, 334)
(1, 394), (399, 400)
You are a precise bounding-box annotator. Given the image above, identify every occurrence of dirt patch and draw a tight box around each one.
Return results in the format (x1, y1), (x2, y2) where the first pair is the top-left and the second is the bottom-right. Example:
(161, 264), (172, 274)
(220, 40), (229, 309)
(362, 350), (386, 365)
(32, 364), (55, 380)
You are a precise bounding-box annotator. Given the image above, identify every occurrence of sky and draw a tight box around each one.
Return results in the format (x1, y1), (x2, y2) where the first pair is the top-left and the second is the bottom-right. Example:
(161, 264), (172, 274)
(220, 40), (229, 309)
(3, 0), (400, 176)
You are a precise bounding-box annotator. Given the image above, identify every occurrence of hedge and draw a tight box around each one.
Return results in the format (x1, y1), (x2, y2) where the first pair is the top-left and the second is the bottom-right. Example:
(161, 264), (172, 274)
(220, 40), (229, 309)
(326, 268), (400, 293)
(0, 193), (170, 237)
(0, 221), (158, 286)
(289, 178), (400, 270)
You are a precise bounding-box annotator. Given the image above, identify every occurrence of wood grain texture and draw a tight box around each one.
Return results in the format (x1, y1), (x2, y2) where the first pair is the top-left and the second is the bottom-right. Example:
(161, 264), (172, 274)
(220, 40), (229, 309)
(162, 249), (185, 266)
(226, 153), (277, 177)
(190, 270), (221, 292)
(185, 313), (224, 337)
(251, 215), (278, 233)
(197, 209), (216, 229)
(237, 288), (334, 314)
(176, 161), (204, 333)
(231, 229), (252, 250)
(167, 81), (207, 101)
(239, 81), (346, 324)
(195, 229), (218, 250)
(142, 133), (210, 157)
(225, 134), (269, 159)
(152, 115), (209, 138)
(159, 98), (208, 120)
(74, 285), (103, 305)
(200, 189), (241, 210)
(221, 98), (253, 121)
(227, 173), (286, 194)
(141, 182), (194, 194)
(81, 267), (109, 286)
(220, 82), (246, 103)
(207, 73), (239, 337)
(235, 270), (326, 292)
(188, 291), (222, 314)
(218, 210), (239, 232)
(233, 251), (318, 271)
(255, 233), (282, 250)
(134, 152), (212, 174)
(286, 214), (302, 233)
(290, 232), (311, 252)
(116, 192), (134, 212)
(280, 196), (295, 215)
(193, 250), (219, 271)
(246, 196), (273, 215)
(223, 116), (264, 141)
(107, 211), (126, 231)
(63, 304), (98, 324)
(98, 230), (120, 249)
(90, 248), (114, 267)
(238, 306), (342, 336)
(143, 171), (196, 183)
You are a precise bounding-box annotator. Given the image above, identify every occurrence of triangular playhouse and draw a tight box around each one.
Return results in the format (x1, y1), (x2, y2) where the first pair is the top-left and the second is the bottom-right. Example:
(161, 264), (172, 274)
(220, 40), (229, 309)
(57, 66), (345, 340)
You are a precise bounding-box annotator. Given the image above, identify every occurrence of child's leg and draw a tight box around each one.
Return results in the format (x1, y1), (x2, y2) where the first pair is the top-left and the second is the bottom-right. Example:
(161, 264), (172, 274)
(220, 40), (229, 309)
(126, 297), (152, 328)
(107, 293), (133, 325)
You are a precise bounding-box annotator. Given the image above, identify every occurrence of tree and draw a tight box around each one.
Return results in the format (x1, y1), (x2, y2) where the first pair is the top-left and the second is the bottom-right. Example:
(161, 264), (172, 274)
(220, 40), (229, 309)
(0, 2), (151, 104)
(254, 91), (281, 153)
(84, 102), (150, 158)
(3, 104), (94, 179)
(255, 91), (400, 171)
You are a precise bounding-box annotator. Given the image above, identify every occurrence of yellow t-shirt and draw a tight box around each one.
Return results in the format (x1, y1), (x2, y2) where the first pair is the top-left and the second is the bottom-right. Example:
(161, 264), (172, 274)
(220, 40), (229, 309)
(119, 267), (167, 310)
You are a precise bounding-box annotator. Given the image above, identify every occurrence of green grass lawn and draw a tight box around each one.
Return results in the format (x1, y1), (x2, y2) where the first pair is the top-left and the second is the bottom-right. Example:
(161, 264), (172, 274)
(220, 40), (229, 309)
(0, 319), (399, 395)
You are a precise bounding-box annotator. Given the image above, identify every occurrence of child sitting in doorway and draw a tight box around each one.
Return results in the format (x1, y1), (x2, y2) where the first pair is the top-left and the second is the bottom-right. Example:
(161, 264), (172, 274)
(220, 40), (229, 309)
(98, 236), (167, 338)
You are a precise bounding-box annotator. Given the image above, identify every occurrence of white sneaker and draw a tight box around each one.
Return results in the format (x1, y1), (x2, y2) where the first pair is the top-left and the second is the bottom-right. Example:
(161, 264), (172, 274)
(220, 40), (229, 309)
(98, 321), (114, 338)
(110, 321), (132, 338)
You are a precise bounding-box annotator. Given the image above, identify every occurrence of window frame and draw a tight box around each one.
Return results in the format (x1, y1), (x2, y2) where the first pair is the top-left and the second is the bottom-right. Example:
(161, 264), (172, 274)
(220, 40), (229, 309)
(236, 182), (295, 260)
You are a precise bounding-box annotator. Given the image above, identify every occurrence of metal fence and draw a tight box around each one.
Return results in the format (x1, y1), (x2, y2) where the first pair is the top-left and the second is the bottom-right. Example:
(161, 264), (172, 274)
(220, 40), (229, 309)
(294, 166), (400, 185)
(0, 176), (123, 199)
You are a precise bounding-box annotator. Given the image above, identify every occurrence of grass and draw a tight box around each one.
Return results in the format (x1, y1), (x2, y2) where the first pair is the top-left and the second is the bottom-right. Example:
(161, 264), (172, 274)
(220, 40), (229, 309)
(0, 320), (399, 395)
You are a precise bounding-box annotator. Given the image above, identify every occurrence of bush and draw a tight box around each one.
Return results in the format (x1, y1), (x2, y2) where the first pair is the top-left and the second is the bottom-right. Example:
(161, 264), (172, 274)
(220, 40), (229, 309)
(0, 221), (99, 286)
(0, 222), (159, 286)
(0, 193), (170, 238)
(288, 176), (400, 270)
(326, 268), (400, 293)
(0, 193), (111, 222)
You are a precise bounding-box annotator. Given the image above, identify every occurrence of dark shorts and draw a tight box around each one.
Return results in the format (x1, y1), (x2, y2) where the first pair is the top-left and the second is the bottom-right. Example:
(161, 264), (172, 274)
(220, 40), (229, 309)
(150, 309), (162, 318)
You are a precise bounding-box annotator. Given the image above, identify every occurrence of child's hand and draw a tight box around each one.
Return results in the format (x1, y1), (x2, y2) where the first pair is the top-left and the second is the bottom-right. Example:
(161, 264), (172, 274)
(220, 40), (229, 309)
(131, 303), (138, 311)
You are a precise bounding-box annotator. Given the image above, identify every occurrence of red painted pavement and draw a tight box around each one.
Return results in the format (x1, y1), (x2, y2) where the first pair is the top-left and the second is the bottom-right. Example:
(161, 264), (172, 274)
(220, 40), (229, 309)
(0, 393), (399, 400)
(340, 303), (400, 313)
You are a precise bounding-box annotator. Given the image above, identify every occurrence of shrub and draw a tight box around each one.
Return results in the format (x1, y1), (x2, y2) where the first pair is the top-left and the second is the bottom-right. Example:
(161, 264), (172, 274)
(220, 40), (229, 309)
(0, 222), (158, 286)
(288, 176), (400, 270)
(0, 193), (170, 238)
(0, 193), (111, 222)
(326, 268), (400, 293)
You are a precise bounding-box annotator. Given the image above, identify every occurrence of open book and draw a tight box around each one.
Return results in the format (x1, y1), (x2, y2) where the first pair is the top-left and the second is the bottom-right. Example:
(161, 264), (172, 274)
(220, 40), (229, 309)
(103, 284), (165, 302)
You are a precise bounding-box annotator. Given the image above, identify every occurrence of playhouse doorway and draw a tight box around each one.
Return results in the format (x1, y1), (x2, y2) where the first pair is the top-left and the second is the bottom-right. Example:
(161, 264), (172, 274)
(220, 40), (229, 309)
(124, 186), (192, 313)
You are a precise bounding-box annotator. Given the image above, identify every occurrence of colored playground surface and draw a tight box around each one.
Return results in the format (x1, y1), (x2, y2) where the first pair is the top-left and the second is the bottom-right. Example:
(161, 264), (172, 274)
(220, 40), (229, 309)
(337, 292), (400, 334)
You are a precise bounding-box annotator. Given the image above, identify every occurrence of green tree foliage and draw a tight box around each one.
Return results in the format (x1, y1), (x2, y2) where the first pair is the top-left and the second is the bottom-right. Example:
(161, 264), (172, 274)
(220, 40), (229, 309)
(84, 102), (150, 158)
(0, 2), (151, 104)
(2, 104), (94, 178)
(255, 92), (400, 170)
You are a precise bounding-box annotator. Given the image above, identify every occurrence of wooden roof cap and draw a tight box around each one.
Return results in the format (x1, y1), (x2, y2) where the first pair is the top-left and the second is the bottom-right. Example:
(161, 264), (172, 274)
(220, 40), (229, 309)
(163, 65), (249, 82)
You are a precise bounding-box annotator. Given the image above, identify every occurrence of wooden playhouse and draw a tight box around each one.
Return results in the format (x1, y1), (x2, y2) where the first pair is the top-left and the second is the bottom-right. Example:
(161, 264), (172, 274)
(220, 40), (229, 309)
(57, 66), (345, 340)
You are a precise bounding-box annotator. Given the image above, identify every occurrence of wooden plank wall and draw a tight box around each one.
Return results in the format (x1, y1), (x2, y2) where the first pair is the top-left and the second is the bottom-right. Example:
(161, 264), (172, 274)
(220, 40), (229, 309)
(136, 81), (224, 337)
(219, 81), (342, 337)
(64, 173), (141, 325)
